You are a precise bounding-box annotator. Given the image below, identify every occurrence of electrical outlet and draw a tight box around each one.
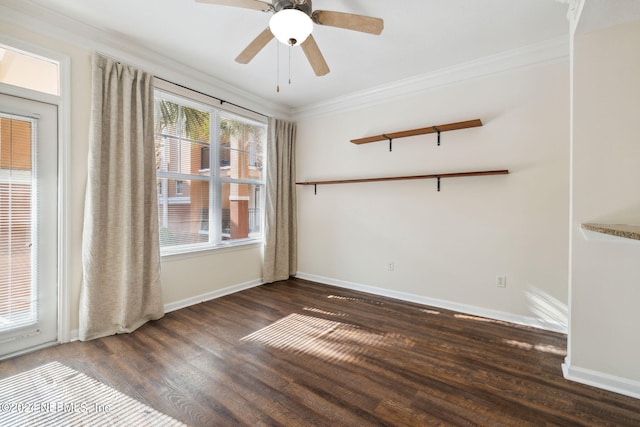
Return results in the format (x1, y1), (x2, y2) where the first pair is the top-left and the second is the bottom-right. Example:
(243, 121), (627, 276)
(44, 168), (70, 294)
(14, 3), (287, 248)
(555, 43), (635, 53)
(496, 275), (507, 288)
(388, 262), (395, 272)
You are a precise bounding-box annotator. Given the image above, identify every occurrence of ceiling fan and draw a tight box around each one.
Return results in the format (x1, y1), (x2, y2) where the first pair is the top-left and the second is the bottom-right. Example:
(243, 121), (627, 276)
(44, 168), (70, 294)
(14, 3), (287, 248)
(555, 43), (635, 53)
(195, 0), (384, 76)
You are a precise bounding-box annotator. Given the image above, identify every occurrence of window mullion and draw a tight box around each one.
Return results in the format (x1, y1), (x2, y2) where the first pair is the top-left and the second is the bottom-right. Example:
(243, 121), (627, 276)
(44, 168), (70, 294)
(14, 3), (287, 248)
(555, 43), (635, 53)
(220, 177), (266, 185)
(177, 105), (183, 174)
(157, 171), (209, 182)
(158, 123), (168, 230)
(211, 110), (221, 245)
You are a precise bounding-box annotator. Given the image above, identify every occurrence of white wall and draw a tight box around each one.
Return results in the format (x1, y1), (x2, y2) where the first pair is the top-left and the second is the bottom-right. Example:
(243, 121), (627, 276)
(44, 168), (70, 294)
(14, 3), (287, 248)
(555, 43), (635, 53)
(567, 16), (640, 397)
(0, 20), (265, 335)
(297, 61), (570, 330)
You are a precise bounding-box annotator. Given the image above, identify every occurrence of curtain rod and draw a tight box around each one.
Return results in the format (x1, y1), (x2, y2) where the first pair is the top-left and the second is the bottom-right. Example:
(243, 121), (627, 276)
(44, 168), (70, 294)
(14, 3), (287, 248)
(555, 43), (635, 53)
(95, 52), (268, 118)
(154, 77), (268, 119)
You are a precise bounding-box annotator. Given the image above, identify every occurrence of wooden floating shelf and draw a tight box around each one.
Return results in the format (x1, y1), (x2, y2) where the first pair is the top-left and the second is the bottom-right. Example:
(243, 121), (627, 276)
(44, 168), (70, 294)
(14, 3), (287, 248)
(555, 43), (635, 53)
(296, 169), (509, 187)
(350, 119), (483, 145)
(307, 120), (501, 192)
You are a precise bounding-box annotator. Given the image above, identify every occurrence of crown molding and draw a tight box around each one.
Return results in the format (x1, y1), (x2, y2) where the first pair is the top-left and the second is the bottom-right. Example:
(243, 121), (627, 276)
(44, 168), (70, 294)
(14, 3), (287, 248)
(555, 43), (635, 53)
(292, 36), (569, 122)
(0, 0), (292, 120)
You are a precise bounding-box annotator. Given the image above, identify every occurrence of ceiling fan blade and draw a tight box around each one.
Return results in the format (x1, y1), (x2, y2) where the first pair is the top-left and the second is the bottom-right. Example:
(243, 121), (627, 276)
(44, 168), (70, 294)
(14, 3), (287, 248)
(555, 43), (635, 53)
(236, 27), (274, 64)
(195, 0), (271, 12)
(312, 10), (384, 35)
(300, 35), (330, 76)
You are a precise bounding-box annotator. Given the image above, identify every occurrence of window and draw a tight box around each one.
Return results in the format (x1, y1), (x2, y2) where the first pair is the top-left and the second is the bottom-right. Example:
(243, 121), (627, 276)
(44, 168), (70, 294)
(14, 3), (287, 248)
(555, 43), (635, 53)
(0, 45), (59, 95)
(154, 88), (266, 254)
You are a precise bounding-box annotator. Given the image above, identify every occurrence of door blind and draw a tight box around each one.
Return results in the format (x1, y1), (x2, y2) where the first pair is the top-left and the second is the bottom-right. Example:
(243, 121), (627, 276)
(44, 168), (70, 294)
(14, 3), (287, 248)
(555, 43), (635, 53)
(0, 115), (37, 333)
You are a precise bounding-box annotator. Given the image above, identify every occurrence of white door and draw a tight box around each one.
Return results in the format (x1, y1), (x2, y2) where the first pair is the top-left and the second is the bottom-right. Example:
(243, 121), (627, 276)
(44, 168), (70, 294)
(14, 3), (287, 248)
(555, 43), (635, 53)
(0, 93), (58, 358)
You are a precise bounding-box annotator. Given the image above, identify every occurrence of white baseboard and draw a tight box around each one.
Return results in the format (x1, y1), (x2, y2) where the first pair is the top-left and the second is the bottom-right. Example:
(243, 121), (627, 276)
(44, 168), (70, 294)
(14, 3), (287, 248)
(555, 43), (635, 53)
(295, 272), (568, 334)
(562, 361), (640, 400)
(163, 279), (264, 313)
(67, 279), (265, 343)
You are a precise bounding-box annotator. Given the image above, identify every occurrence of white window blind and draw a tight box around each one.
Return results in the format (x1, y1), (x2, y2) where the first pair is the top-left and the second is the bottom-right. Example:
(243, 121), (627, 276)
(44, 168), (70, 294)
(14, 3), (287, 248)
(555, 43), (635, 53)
(0, 115), (37, 332)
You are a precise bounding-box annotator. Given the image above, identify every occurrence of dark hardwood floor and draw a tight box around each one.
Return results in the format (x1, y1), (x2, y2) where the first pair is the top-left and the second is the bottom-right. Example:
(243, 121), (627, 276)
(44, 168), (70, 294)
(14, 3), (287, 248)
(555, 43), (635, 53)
(1, 277), (639, 426)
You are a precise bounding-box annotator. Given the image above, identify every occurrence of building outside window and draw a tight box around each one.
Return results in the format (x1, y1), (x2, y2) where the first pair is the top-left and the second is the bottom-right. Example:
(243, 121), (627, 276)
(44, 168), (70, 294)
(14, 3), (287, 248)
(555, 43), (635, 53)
(154, 88), (266, 255)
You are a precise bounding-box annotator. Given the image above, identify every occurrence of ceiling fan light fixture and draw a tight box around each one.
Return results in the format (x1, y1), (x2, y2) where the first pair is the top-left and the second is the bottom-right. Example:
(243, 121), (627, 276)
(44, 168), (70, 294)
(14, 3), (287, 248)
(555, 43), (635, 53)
(269, 8), (313, 46)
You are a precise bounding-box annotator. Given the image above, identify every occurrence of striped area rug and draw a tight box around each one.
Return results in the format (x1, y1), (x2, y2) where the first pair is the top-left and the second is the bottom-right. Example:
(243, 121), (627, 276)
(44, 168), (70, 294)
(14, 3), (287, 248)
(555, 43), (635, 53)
(0, 361), (185, 426)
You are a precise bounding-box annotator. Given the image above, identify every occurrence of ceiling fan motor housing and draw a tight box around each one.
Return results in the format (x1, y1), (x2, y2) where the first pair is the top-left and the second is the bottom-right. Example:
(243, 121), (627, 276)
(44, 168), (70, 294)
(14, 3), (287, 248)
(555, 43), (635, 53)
(273, 0), (312, 17)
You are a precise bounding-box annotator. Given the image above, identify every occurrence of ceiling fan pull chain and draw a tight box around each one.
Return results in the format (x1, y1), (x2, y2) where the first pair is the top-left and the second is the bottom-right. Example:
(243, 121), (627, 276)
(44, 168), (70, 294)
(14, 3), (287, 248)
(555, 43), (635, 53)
(276, 41), (280, 93)
(289, 44), (292, 85)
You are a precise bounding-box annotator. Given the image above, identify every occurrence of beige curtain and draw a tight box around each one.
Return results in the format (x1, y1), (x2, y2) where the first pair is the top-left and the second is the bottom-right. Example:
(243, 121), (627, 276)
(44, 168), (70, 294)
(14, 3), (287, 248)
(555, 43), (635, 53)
(79, 54), (164, 341)
(263, 118), (297, 283)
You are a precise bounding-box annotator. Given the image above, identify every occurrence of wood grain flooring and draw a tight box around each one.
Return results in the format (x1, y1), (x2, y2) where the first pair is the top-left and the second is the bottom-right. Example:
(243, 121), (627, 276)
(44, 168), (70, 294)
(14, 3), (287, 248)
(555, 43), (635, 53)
(1, 277), (639, 426)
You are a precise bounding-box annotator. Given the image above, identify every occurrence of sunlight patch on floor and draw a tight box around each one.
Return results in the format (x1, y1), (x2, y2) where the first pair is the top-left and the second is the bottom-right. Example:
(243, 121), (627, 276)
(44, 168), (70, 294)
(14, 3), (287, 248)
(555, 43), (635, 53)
(0, 362), (184, 426)
(453, 313), (514, 327)
(327, 295), (385, 306)
(241, 313), (413, 363)
(302, 307), (346, 317)
(503, 339), (567, 356)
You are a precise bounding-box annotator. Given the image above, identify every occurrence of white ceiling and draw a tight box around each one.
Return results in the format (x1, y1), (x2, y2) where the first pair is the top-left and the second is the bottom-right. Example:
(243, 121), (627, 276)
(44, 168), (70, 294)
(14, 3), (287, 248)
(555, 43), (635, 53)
(12, 0), (569, 111)
(577, 0), (640, 34)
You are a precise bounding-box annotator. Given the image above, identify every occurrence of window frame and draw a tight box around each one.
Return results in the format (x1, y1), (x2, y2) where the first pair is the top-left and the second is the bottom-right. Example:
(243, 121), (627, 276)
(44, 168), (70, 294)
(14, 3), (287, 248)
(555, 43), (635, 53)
(154, 83), (267, 257)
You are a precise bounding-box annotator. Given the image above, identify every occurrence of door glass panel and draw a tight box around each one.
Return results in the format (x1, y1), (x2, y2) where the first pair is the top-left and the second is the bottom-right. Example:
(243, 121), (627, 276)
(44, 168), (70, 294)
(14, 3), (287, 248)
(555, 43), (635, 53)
(0, 94), (57, 359)
(0, 115), (36, 332)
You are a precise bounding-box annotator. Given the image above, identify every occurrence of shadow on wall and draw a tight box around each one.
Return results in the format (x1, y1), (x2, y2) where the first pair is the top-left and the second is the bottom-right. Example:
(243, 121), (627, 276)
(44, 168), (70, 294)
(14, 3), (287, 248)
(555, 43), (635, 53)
(589, 202), (640, 225)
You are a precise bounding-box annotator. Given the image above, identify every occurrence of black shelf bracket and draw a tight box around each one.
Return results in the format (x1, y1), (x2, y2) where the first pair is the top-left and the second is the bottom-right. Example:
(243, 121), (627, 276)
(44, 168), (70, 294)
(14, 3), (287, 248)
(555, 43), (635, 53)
(382, 134), (393, 152)
(314, 184), (317, 195)
(432, 126), (441, 146)
(437, 176), (441, 192)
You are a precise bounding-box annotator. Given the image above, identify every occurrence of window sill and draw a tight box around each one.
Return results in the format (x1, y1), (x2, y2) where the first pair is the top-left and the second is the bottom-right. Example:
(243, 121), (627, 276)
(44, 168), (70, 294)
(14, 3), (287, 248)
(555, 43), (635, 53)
(161, 239), (264, 262)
